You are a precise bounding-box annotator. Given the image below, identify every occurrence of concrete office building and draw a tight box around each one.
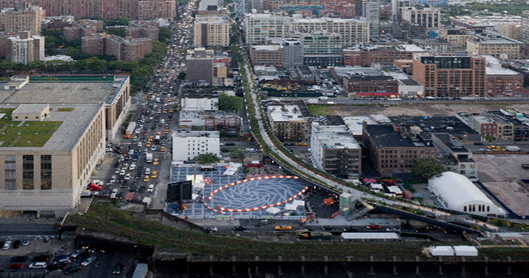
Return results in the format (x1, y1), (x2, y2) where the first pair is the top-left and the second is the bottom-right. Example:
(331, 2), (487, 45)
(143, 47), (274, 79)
(438, 29), (473, 50)
(2, 75), (131, 141)
(267, 105), (307, 142)
(401, 5), (440, 29)
(172, 131), (220, 162)
(310, 123), (361, 178)
(412, 55), (486, 98)
(6, 30), (44, 64)
(432, 134), (477, 178)
(362, 0), (380, 37)
(467, 32), (523, 59)
(1, 1), (43, 35)
(290, 17), (370, 47)
(342, 44), (425, 67)
(193, 15), (230, 48)
(282, 38), (303, 68)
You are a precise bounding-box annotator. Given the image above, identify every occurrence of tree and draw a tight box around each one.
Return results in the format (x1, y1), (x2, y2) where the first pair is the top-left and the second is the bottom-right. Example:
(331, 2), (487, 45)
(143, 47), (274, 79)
(229, 148), (245, 164)
(218, 94), (243, 111)
(177, 71), (186, 80)
(159, 27), (171, 44)
(194, 153), (220, 164)
(411, 159), (445, 180)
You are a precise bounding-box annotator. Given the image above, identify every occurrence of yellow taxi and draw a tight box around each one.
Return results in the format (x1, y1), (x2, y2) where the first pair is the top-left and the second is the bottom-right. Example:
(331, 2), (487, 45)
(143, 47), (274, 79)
(151, 171), (158, 179)
(274, 226), (292, 231)
(146, 142), (151, 147)
(160, 146), (166, 152)
(164, 129), (169, 135)
(143, 175), (150, 182)
(153, 158), (159, 165)
(163, 109), (168, 114)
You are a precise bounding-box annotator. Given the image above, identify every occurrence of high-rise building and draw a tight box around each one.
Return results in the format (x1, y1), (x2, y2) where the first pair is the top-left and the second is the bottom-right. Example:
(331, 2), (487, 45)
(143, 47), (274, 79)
(1, 1), (43, 35)
(412, 55), (486, 98)
(521, 11), (529, 44)
(244, 13), (291, 45)
(193, 15), (230, 48)
(250, 45), (284, 67)
(6, 30), (44, 64)
(362, 0), (380, 37)
(81, 34), (152, 61)
(466, 31), (523, 59)
(301, 31), (343, 67)
(282, 38), (303, 68)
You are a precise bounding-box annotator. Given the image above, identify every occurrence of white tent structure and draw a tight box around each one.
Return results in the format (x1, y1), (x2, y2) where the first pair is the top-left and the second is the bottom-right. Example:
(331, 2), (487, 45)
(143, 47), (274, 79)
(428, 172), (506, 216)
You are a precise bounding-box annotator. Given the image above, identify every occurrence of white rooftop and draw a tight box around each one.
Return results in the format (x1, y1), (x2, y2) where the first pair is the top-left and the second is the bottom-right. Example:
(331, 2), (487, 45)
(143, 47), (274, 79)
(484, 55), (520, 76)
(251, 45), (282, 51)
(398, 44), (426, 52)
(343, 116), (376, 136)
(313, 124), (360, 149)
(268, 105), (305, 122)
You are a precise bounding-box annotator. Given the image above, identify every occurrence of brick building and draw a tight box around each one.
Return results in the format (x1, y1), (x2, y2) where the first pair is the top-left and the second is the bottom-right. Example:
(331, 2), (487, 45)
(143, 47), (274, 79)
(250, 45), (284, 67)
(362, 124), (437, 176)
(343, 72), (399, 98)
(267, 104), (307, 142)
(81, 34), (152, 61)
(1, 1), (43, 35)
(0, 0), (175, 20)
(412, 55), (486, 98)
(342, 44), (425, 67)
(485, 56), (523, 97)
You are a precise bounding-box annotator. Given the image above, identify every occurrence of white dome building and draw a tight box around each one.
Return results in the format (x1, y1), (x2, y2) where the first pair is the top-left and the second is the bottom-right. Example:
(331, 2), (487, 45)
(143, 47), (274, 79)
(428, 172), (505, 216)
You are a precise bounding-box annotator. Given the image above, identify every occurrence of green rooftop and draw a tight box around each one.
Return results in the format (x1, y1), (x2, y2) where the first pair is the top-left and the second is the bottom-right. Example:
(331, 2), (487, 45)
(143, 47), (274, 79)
(0, 108), (62, 148)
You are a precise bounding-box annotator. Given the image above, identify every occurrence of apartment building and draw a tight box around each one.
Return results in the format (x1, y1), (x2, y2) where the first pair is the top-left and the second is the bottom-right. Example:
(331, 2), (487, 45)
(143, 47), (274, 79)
(310, 123), (361, 178)
(485, 55), (523, 97)
(362, 124), (437, 176)
(282, 38), (303, 68)
(6, 30), (44, 64)
(172, 131), (220, 162)
(1, 1), (42, 35)
(432, 134), (477, 178)
(267, 104), (307, 142)
(194, 15), (230, 48)
(468, 113), (514, 142)
(81, 34), (152, 61)
(0, 0), (175, 20)
(412, 55), (486, 98)
(438, 29), (473, 49)
(401, 5), (440, 29)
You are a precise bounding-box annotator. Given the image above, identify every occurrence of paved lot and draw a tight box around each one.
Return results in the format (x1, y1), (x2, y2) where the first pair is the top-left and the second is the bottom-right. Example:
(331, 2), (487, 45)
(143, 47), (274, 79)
(474, 154), (529, 217)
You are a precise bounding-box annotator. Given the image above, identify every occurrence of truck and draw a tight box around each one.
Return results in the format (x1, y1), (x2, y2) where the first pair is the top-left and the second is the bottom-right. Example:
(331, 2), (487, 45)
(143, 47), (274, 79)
(297, 230), (332, 240)
(125, 122), (136, 139)
(146, 153), (153, 163)
(506, 146), (521, 152)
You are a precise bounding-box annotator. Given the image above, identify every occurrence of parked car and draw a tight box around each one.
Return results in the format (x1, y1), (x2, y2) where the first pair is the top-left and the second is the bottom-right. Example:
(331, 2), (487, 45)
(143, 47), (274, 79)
(321, 226), (335, 231)
(10, 256), (28, 262)
(64, 265), (82, 274)
(112, 263), (124, 275)
(147, 184), (155, 192)
(367, 224), (381, 230)
(2, 240), (12, 250)
(206, 227), (218, 233)
(28, 262), (47, 269)
(6, 263), (24, 269)
(81, 256), (97, 266)
(232, 226), (247, 231)
(343, 227), (359, 232)
(32, 255), (50, 262)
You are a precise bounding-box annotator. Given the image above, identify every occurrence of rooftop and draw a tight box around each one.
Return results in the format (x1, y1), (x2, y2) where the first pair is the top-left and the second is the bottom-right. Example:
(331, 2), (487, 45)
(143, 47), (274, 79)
(0, 104), (102, 149)
(251, 45), (283, 51)
(390, 116), (478, 137)
(268, 105), (305, 122)
(484, 55), (520, 76)
(1, 77), (127, 105)
(364, 125), (418, 148)
(433, 133), (471, 154)
(172, 130), (220, 138)
(313, 124), (360, 149)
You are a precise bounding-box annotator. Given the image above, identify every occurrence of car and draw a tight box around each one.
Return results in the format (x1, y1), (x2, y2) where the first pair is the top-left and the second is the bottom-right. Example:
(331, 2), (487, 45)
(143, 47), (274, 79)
(145, 168), (151, 175)
(232, 226), (247, 231)
(300, 227), (314, 231)
(343, 227), (359, 232)
(153, 158), (159, 165)
(64, 265), (82, 274)
(10, 256), (28, 262)
(47, 262), (68, 270)
(386, 227), (400, 232)
(112, 263), (124, 275)
(143, 175), (150, 182)
(81, 256), (97, 266)
(147, 184), (155, 192)
(28, 262), (47, 269)
(13, 240), (20, 249)
(119, 169), (126, 176)
(33, 255), (50, 262)
(225, 142), (236, 146)
(6, 263), (24, 269)
(321, 226), (335, 231)
(151, 171), (158, 179)
(129, 164), (136, 171)
(138, 185), (146, 193)
(110, 176), (117, 183)
(124, 173), (132, 180)
(160, 146), (166, 152)
(151, 145), (156, 151)
(2, 240), (12, 249)
(274, 225), (292, 231)
(206, 227), (218, 233)
(367, 225), (381, 230)
(70, 248), (84, 259)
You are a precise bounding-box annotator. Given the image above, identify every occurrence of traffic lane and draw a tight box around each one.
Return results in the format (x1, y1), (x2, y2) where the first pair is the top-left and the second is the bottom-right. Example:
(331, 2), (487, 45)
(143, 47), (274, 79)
(69, 249), (135, 278)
